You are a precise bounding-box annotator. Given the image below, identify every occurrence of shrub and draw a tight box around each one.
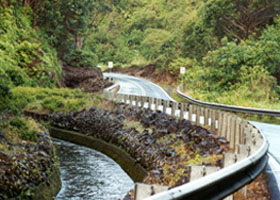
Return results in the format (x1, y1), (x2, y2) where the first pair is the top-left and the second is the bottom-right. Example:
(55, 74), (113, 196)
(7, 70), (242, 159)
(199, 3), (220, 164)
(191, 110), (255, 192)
(9, 86), (93, 113)
(63, 49), (98, 68)
(0, 6), (62, 91)
(8, 117), (37, 141)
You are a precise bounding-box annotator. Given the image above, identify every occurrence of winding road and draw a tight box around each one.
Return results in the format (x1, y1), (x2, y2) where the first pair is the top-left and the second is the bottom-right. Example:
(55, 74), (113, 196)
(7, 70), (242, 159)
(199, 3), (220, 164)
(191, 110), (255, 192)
(104, 72), (280, 199)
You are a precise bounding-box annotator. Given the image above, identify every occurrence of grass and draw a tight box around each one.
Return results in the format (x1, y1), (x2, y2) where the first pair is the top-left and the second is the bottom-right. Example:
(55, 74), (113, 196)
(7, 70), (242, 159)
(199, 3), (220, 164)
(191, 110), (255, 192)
(181, 87), (280, 125)
(0, 116), (45, 153)
(157, 82), (280, 124)
(183, 86), (280, 110)
(123, 120), (153, 134)
(10, 86), (103, 114)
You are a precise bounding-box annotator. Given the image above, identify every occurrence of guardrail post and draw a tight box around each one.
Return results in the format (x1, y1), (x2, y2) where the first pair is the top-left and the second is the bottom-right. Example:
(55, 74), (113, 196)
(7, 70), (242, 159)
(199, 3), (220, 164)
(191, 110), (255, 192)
(150, 97), (155, 110)
(134, 183), (169, 200)
(171, 102), (177, 117)
(124, 94), (128, 104)
(217, 111), (223, 135)
(190, 165), (218, 181)
(154, 98), (157, 111)
(129, 95), (133, 106)
(226, 114), (231, 143)
(204, 108), (209, 127)
(240, 120), (248, 144)
(229, 116), (236, 150)
(188, 104), (193, 122)
(221, 113), (228, 138)
(194, 106), (200, 125)
(155, 98), (159, 111)
(133, 95), (137, 106)
(141, 96), (146, 108)
(135, 96), (139, 108)
(179, 103), (185, 119)
(223, 153), (239, 167)
(163, 100), (167, 113)
(235, 118), (241, 152)
(211, 109), (216, 130)
(200, 107), (205, 125)
(238, 144), (251, 157)
(147, 97), (151, 109)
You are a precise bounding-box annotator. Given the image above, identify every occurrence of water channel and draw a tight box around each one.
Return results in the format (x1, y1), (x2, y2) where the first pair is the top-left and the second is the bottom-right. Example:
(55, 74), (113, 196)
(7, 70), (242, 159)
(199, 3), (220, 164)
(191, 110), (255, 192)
(53, 138), (134, 200)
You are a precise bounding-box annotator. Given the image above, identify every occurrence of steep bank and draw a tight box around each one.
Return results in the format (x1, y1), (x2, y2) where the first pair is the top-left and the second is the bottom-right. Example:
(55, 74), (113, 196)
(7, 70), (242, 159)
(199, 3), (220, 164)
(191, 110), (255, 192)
(0, 116), (61, 199)
(63, 65), (112, 92)
(106, 65), (177, 86)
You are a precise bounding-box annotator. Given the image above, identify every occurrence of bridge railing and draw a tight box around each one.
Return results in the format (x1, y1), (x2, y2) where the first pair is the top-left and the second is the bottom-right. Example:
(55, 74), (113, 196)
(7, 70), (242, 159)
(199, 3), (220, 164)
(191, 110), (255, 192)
(104, 87), (268, 200)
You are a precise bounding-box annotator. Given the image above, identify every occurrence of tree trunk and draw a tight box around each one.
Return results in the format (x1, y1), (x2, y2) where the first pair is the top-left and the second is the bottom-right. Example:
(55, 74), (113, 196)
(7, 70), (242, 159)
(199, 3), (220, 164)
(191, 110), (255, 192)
(75, 35), (83, 49)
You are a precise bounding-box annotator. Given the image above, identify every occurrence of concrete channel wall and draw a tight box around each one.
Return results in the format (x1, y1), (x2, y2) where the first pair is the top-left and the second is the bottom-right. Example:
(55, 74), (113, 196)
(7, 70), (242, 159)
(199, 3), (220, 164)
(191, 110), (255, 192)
(49, 127), (147, 182)
(103, 89), (268, 200)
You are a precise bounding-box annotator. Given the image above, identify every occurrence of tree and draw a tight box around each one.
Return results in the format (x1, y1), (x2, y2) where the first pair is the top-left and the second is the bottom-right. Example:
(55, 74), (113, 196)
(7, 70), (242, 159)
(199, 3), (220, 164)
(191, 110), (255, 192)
(201, 0), (280, 41)
(38, 0), (110, 55)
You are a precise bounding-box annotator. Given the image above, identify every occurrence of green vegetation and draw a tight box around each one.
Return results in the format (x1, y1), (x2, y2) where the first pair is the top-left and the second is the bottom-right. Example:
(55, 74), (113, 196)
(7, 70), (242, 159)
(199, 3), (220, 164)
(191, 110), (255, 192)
(183, 17), (280, 109)
(0, 5), (62, 111)
(0, 116), (43, 142)
(0, 115), (58, 198)
(84, 0), (280, 109)
(0, 1), (107, 112)
(2, 0), (280, 111)
(9, 86), (102, 113)
(0, 4), (63, 112)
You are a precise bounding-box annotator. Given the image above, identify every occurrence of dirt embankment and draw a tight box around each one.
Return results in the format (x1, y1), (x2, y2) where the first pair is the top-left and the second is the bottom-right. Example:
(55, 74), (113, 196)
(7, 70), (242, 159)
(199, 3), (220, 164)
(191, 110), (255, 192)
(63, 65), (112, 92)
(106, 65), (177, 86)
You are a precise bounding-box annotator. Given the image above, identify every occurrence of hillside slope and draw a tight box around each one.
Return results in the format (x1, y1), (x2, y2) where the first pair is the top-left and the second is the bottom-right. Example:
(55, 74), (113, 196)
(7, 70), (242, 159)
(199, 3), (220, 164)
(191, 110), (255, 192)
(86, 0), (280, 109)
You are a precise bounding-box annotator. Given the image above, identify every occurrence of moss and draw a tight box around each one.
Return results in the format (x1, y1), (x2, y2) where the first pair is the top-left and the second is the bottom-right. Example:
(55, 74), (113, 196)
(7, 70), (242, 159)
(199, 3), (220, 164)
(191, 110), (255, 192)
(124, 120), (153, 134)
(0, 115), (59, 199)
(2, 116), (39, 141)
(8, 165), (61, 200)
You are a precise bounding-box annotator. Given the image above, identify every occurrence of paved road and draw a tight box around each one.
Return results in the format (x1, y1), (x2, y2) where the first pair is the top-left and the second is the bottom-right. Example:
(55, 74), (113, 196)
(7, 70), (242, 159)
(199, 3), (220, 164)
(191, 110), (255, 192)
(105, 73), (280, 199)
(104, 73), (173, 100)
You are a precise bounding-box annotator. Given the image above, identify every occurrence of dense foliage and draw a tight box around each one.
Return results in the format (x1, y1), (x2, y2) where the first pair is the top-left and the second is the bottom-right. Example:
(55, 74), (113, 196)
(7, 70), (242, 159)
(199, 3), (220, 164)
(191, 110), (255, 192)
(0, 5), (63, 111)
(183, 17), (280, 107)
(0, 1), (107, 112)
(1, 0), (280, 108)
(84, 0), (280, 107)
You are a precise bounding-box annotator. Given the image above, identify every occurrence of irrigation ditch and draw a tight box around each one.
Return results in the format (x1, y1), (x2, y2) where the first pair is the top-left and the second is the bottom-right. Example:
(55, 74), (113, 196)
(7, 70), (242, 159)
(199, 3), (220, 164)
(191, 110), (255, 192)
(22, 81), (268, 200)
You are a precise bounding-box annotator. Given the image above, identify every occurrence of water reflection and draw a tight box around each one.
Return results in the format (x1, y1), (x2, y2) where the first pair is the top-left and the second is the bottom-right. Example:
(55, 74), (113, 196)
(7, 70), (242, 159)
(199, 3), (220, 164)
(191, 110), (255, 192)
(53, 138), (134, 200)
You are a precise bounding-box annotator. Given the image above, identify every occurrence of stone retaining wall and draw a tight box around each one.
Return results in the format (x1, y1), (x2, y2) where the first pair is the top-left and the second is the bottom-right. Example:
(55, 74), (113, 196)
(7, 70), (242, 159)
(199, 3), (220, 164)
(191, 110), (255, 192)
(9, 166), (61, 200)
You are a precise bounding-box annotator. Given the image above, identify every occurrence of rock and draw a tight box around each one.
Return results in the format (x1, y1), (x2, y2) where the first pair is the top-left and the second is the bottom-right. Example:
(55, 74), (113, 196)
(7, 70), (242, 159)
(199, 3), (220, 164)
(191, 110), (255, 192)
(216, 137), (228, 145)
(63, 65), (112, 92)
(0, 150), (11, 162)
(0, 131), (6, 139)
(167, 124), (177, 133)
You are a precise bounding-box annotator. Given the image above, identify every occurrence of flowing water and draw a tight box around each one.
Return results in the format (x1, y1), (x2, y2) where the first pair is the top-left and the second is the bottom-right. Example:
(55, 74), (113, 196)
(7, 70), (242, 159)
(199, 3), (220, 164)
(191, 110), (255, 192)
(53, 138), (134, 200)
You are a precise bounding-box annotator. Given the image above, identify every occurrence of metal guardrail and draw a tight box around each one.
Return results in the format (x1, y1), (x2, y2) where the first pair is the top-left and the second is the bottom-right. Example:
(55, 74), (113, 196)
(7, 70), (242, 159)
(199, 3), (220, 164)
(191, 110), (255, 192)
(177, 85), (280, 117)
(104, 87), (269, 200)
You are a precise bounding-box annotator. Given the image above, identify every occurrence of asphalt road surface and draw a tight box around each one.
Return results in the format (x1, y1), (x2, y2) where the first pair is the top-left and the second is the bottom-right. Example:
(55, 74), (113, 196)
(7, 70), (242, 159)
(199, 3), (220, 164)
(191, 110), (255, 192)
(105, 72), (280, 199)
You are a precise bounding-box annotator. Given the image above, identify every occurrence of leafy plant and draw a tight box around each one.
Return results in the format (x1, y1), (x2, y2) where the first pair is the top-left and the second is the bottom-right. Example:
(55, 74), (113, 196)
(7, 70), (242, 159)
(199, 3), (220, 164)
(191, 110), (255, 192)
(63, 49), (98, 68)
